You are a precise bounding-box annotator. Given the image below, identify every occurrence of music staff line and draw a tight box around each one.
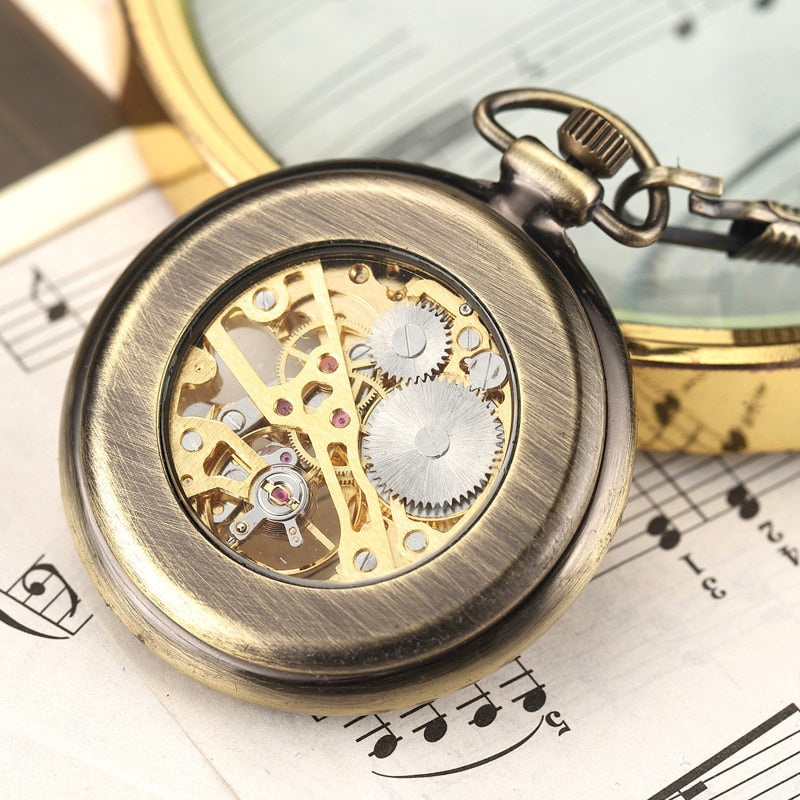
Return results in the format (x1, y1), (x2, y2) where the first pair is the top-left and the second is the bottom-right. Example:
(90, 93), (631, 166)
(707, 729), (800, 788)
(0, 239), (144, 372)
(0, 555), (92, 639)
(706, 750), (800, 800)
(634, 371), (760, 454)
(649, 703), (800, 800)
(314, 655), (561, 774)
(619, 451), (748, 537)
(597, 451), (800, 578)
(327, 0), (745, 159)
(608, 450), (799, 557)
(372, 0), (664, 162)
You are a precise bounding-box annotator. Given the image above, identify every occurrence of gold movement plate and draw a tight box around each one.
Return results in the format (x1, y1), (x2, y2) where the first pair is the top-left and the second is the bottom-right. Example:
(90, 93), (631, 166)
(121, 0), (800, 453)
(166, 249), (514, 584)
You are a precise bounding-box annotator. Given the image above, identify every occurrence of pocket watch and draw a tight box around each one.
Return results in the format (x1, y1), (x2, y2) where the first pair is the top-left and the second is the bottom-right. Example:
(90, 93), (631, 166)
(61, 89), (799, 713)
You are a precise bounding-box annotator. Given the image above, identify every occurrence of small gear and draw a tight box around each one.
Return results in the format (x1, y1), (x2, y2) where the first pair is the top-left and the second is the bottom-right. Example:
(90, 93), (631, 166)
(367, 302), (450, 382)
(274, 316), (379, 473)
(277, 317), (371, 382)
(351, 369), (388, 414)
(286, 430), (353, 483)
(363, 378), (503, 514)
(286, 369), (386, 471)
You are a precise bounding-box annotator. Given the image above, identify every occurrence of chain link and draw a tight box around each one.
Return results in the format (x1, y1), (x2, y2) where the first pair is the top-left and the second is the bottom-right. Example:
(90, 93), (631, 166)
(474, 88), (800, 264)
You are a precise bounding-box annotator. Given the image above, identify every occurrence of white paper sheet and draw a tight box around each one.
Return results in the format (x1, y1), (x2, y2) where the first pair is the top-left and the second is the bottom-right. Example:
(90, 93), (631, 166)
(3, 2), (800, 798)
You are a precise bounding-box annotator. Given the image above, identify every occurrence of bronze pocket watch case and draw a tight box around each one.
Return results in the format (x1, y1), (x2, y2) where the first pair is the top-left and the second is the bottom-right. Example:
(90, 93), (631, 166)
(64, 89), (795, 713)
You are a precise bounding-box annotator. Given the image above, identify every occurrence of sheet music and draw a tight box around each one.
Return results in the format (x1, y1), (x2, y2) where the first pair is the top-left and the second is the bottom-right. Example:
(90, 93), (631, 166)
(3, 1), (800, 797)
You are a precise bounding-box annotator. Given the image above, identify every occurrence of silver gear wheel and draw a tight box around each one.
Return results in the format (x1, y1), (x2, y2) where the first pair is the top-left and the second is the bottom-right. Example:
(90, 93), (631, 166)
(367, 301), (450, 382)
(363, 378), (503, 515)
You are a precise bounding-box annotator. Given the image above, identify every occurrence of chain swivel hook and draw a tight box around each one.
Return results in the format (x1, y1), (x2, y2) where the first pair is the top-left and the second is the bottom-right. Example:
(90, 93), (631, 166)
(474, 88), (670, 246)
(474, 88), (800, 265)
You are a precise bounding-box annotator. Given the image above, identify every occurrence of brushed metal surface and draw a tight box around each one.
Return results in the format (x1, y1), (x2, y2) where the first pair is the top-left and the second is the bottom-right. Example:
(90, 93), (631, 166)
(61, 162), (633, 712)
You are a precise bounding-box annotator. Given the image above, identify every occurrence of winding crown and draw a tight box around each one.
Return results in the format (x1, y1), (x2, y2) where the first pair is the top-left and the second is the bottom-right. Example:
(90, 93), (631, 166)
(557, 107), (632, 178)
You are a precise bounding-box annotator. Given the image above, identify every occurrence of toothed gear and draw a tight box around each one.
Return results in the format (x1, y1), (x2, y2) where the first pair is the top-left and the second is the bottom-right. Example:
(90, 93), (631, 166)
(275, 316), (379, 473)
(363, 378), (503, 513)
(277, 317), (371, 382)
(287, 369), (386, 471)
(367, 302), (450, 382)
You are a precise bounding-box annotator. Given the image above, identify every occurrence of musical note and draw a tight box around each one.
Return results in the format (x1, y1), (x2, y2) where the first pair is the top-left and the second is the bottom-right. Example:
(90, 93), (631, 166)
(674, 18), (693, 37)
(0, 556), (92, 639)
(598, 452), (800, 578)
(654, 393), (681, 427)
(323, 653), (570, 779)
(30, 267), (69, 322)
(726, 484), (760, 519)
(344, 715), (402, 759)
(456, 682), (502, 728)
(400, 702), (448, 742)
(0, 265), (83, 372)
(499, 658), (547, 713)
(512, 47), (547, 81)
(0, 242), (143, 372)
(722, 428), (748, 452)
(635, 375), (740, 453)
(647, 515), (681, 550)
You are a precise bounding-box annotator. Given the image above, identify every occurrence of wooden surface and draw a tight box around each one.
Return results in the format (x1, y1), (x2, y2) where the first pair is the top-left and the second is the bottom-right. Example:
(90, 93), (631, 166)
(0, 0), (121, 188)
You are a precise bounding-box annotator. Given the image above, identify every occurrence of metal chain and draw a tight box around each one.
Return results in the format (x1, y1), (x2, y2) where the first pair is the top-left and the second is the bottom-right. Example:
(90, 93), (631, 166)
(474, 88), (800, 264)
